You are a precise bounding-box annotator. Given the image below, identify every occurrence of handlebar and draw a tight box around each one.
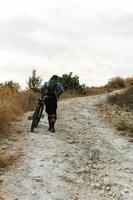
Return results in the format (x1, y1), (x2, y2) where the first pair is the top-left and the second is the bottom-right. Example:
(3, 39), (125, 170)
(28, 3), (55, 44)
(30, 87), (44, 94)
(31, 87), (60, 99)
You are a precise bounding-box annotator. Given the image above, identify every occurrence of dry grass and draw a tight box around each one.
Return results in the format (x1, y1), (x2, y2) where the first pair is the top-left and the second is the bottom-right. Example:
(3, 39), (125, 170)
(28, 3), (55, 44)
(108, 86), (133, 109)
(0, 88), (38, 136)
(0, 88), (38, 189)
(60, 90), (84, 99)
(106, 77), (126, 88)
(115, 120), (133, 135)
(60, 87), (114, 100)
(0, 154), (20, 169)
(0, 88), (33, 198)
(86, 86), (113, 95)
(125, 77), (133, 86)
(97, 102), (133, 137)
(98, 86), (133, 137)
(0, 154), (20, 199)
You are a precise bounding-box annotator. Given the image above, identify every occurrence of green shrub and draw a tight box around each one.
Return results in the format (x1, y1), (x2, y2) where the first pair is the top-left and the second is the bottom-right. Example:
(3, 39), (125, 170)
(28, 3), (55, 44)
(59, 72), (87, 94)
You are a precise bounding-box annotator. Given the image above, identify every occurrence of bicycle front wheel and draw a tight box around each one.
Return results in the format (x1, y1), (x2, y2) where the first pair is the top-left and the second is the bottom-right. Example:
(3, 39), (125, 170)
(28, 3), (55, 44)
(35, 105), (44, 127)
(31, 104), (43, 132)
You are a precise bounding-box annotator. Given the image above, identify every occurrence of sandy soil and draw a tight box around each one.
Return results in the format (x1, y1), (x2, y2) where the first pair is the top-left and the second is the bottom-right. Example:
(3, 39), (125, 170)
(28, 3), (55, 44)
(0, 94), (133, 200)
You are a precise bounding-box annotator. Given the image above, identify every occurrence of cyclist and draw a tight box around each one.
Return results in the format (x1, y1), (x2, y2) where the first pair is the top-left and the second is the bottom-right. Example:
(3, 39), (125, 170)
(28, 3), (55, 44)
(41, 75), (64, 132)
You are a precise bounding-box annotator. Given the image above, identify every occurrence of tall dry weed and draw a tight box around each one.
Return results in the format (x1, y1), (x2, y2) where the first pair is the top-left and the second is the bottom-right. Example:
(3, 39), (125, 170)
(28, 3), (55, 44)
(0, 88), (38, 135)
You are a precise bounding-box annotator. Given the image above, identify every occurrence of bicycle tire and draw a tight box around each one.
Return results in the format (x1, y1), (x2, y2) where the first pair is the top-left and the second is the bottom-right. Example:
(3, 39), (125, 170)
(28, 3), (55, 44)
(35, 105), (44, 127)
(31, 104), (42, 132)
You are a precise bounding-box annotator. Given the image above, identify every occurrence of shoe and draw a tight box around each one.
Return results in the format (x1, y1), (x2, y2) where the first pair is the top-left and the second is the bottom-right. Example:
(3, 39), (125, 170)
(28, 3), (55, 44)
(50, 127), (55, 132)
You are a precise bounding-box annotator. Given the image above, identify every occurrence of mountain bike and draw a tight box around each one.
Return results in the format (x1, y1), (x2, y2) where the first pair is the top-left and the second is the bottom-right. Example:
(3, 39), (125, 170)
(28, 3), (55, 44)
(31, 88), (45, 132)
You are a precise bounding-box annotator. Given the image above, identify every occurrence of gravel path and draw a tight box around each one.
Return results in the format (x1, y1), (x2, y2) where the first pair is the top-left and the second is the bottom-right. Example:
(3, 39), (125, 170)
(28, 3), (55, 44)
(0, 94), (133, 200)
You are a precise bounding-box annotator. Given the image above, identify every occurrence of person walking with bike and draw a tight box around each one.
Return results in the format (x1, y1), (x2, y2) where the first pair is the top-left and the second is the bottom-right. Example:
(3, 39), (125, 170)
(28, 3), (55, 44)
(41, 75), (64, 132)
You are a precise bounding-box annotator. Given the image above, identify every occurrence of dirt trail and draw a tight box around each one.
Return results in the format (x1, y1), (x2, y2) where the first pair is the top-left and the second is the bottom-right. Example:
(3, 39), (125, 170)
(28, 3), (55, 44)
(0, 94), (133, 200)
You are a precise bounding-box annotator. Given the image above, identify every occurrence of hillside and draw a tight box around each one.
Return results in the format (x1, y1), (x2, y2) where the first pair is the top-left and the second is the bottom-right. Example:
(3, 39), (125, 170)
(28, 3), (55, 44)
(0, 92), (133, 199)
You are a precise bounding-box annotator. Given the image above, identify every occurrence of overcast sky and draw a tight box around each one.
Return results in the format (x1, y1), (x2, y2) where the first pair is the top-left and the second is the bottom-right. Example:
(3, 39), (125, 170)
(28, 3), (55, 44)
(0, 0), (133, 88)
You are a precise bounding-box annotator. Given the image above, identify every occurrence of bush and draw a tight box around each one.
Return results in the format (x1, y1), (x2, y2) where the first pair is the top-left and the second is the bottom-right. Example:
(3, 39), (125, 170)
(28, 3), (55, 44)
(125, 77), (133, 86)
(108, 86), (133, 109)
(0, 80), (20, 91)
(59, 72), (87, 94)
(107, 77), (126, 88)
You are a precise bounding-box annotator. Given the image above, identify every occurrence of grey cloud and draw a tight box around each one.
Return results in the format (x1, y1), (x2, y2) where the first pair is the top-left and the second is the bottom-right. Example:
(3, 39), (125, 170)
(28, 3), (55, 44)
(0, 18), (69, 58)
(0, 15), (99, 63)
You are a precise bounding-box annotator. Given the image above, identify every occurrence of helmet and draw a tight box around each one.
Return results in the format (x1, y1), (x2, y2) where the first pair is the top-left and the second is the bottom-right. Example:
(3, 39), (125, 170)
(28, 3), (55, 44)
(51, 75), (58, 80)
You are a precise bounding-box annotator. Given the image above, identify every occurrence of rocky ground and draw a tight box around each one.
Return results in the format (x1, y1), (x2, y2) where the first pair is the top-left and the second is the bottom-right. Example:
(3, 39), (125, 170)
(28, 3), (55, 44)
(0, 93), (133, 200)
(97, 98), (133, 138)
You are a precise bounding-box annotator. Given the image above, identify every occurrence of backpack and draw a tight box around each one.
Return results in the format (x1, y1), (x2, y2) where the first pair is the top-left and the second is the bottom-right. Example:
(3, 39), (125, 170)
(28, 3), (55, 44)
(47, 80), (57, 94)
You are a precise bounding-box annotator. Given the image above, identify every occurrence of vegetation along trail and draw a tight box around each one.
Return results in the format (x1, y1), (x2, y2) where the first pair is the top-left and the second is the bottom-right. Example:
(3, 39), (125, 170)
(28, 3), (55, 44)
(0, 93), (133, 200)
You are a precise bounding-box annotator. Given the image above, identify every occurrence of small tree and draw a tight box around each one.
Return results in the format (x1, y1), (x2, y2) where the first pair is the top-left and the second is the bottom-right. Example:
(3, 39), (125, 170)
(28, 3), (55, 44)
(27, 69), (42, 89)
(59, 72), (87, 94)
(59, 72), (79, 90)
